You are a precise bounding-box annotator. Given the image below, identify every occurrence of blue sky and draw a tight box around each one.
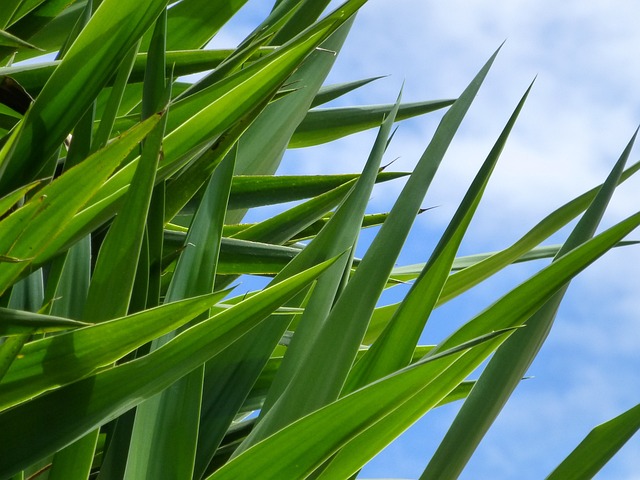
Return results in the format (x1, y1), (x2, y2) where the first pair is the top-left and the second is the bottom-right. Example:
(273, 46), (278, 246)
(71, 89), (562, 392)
(211, 1), (640, 478)
(325, 2), (640, 479)
(8, 1), (638, 478)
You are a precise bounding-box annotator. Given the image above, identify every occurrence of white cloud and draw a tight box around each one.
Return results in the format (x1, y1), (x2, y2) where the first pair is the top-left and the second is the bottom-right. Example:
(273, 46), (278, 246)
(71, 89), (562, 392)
(195, 2), (640, 477)
(304, 2), (640, 479)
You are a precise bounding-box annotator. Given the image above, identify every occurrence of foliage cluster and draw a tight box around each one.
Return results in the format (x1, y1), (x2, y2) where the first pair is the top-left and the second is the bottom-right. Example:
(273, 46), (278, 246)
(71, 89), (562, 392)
(0, 1), (638, 479)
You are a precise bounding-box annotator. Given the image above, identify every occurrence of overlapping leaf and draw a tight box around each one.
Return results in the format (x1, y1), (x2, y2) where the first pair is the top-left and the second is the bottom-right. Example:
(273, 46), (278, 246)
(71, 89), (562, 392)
(0, 256), (339, 477)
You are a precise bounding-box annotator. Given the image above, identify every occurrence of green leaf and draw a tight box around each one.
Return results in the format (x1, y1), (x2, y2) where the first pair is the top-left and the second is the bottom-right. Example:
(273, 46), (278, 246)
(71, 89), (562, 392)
(421, 130), (638, 479)
(290, 99), (455, 148)
(162, 0), (249, 50)
(163, 234), (303, 276)
(83, 84), (169, 322)
(0, 49), (272, 94)
(0, 28), (40, 50)
(225, 172), (407, 211)
(189, 21), (366, 468)
(207, 330), (513, 480)
(0, 3), (634, 478)
(92, 42), (141, 152)
(545, 403), (640, 480)
(244, 47), (502, 449)
(5, 0), (59, 28)
(0, 75), (33, 116)
(47, 430), (98, 480)
(437, 159), (640, 305)
(42, 2), (366, 254)
(0, 255), (339, 477)
(0, 291), (229, 410)
(0, 113), (162, 296)
(390, 240), (638, 283)
(8, 2), (84, 64)
(0, 1), (20, 29)
(310, 76), (385, 108)
(160, 93), (269, 224)
(0, 269), (43, 381)
(157, 2), (364, 171)
(226, 14), (357, 227)
(45, 236), (91, 321)
(346, 81), (533, 393)
(0, 0), (171, 194)
(0, 180), (40, 218)
(126, 147), (236, 480)
(250, 94), (402, 436)
(231, 179), (357, 244)
(0, 307), (89, 335)
(431, 212), (640, 356)
(242, 350), (473, 416)
(0, 334), (30, 384)
(288, 210), (394, 243)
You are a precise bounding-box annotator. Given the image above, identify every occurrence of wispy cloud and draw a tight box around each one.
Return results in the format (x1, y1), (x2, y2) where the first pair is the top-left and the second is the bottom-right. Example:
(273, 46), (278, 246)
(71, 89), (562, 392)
(311, 2), (640, 478)
(208, 2), (639, 477)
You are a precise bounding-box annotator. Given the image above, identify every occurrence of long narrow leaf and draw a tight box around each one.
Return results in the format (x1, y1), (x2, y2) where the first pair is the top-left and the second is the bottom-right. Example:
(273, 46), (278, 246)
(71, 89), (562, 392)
(436, 159), (640, 305)
(545, 403), (640, 480)
(239, 92), (403, 451)
(83, 102), (168, 322)
(0, 307), (88, 335)
(0, 291), (229, 410)
(0, 0), (170, 194)
(0, 113), (162, 295)
(226, 172), (406, 211)
(421, 131), (637, 479)
(346, 82), (533, 392)
(0, 255), (340, 477)
(289, 99), (454, 148)
(208, 330), (513, 480)
(33, 2), (366, 260)
(126, 149), (236, 479)
(244, 47), (501, 448)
